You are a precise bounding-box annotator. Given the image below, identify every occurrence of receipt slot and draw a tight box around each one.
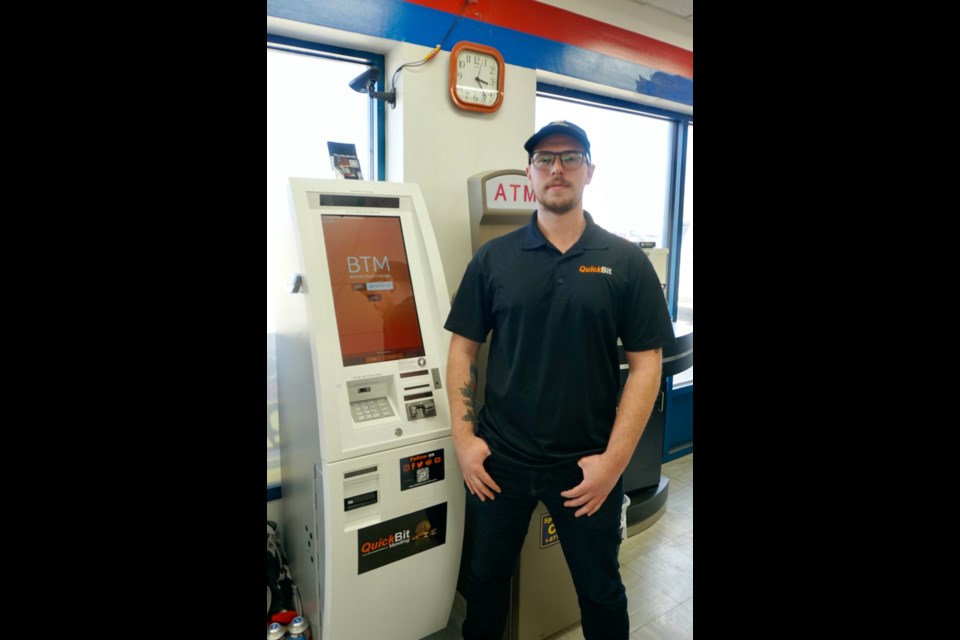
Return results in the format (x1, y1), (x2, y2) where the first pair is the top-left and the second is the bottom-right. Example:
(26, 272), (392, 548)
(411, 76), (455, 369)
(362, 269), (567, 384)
(276, 179), (464, 640)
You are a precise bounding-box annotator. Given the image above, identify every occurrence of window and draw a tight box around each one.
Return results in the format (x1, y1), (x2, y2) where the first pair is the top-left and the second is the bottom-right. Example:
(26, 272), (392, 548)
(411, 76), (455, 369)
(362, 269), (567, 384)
(267, 40), (383, 489)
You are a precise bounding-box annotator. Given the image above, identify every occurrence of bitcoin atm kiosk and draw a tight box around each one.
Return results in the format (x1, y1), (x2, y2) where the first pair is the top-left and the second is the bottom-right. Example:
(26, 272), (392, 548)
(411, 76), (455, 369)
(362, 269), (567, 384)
(276, 179), (464, 640)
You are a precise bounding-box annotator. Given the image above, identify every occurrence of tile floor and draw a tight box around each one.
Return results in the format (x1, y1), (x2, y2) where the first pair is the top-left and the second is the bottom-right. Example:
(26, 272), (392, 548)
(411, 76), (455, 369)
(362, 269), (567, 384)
(426, 453), (693, 639)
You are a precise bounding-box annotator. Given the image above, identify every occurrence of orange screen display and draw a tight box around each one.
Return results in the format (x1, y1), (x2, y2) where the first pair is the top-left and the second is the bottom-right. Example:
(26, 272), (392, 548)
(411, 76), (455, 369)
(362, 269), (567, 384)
(321, 215), (426, 366)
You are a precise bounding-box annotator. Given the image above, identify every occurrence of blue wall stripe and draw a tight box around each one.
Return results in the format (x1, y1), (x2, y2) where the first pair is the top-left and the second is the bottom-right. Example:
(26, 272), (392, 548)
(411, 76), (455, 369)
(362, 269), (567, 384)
(268, 0), (692, 107)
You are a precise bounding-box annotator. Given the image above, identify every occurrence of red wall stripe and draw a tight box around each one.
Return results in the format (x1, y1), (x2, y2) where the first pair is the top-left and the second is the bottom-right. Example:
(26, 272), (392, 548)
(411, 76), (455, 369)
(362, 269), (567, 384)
(405, 0), (692, 79)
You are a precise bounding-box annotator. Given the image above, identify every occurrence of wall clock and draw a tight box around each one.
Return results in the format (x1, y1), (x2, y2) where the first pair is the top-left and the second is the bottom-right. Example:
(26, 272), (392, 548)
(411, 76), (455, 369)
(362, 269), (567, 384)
(449, 41), (504, 113)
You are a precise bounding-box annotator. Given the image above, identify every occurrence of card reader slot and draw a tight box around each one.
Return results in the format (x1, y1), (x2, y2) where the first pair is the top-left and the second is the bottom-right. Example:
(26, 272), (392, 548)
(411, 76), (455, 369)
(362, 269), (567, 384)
(403, 383), (431, 391)
(403, 391), (435, 401)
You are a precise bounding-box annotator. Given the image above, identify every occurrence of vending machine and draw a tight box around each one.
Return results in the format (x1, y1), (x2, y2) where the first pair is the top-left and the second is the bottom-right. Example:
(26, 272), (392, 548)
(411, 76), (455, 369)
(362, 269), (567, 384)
(275, 179), (464, 640)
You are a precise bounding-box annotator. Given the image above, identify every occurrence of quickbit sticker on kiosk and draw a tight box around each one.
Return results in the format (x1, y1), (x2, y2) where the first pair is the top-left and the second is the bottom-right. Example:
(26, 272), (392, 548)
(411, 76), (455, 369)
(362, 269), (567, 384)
(400, 449), (445, 491)
(357, 502), (447, 574)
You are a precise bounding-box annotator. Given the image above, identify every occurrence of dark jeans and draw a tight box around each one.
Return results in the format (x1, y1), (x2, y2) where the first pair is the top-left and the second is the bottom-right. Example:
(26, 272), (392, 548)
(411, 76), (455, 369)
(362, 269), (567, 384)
(460, 453), (628, 640)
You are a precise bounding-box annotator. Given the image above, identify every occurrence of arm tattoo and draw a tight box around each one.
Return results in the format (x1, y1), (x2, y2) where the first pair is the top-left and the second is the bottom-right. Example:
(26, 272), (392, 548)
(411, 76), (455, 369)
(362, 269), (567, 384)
(459, 362), (478, 425)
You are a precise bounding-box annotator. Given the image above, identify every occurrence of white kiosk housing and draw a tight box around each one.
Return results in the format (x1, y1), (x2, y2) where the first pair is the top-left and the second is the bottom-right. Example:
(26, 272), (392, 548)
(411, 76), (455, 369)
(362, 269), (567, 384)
(276, 179), (464, 640)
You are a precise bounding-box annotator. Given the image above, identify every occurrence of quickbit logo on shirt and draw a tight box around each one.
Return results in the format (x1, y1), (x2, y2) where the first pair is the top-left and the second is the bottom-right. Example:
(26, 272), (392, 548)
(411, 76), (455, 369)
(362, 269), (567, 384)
(579, 265), (613, 275)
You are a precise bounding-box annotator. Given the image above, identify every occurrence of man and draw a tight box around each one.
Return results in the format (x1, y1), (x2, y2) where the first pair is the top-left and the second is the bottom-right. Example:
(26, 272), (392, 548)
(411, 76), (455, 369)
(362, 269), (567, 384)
(444, 120), (676, 640)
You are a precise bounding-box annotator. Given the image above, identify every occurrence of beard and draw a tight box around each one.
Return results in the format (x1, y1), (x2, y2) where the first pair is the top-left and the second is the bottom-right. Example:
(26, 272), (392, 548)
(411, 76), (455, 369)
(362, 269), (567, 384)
(537, 181), (581, 214)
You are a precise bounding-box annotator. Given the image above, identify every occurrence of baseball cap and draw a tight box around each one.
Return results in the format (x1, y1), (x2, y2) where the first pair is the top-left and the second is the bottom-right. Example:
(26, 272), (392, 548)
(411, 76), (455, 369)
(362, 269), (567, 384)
(524, 120), (591, 157)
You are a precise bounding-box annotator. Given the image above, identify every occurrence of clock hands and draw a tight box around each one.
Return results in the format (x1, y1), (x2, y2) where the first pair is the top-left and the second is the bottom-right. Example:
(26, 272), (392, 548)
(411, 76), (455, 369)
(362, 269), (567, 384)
(475, 76), (494, 102)
(477, 77), (496, 95)
(472, 76), (491, 103)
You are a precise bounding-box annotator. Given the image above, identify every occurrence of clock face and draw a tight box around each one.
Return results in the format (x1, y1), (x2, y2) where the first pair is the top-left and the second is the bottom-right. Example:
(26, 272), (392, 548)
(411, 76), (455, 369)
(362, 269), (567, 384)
(454, 50), (501, 107)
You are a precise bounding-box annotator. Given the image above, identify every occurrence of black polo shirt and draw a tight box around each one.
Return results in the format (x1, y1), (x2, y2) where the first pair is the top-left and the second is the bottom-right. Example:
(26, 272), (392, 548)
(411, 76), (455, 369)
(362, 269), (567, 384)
(445, 211), (676, 467)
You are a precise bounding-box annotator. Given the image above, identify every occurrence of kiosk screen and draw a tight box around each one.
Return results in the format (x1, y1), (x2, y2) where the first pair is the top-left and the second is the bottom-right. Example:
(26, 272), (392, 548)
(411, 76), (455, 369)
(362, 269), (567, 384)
(321, 215), (426, 366)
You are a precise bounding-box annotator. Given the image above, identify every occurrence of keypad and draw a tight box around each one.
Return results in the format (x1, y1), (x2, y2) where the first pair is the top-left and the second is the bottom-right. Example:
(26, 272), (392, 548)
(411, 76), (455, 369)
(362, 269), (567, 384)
(351, 397), (395, 422)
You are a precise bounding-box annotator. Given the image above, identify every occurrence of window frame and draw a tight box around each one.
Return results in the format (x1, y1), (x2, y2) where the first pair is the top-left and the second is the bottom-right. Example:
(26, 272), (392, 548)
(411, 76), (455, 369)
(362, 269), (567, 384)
(267, 34), (387, 180)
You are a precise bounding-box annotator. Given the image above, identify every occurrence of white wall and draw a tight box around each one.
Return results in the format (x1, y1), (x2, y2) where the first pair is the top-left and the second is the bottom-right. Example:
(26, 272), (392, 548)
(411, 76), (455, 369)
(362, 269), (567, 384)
(385, 42), (538, 297)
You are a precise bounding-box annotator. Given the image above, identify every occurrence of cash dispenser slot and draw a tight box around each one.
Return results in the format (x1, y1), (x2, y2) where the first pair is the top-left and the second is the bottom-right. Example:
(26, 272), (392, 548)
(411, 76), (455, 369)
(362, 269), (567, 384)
(342, 465), (381, 530)
(344, 490), (378, 511)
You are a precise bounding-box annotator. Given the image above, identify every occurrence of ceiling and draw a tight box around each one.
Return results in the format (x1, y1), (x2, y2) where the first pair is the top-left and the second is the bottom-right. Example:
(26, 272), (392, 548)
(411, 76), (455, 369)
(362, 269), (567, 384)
(631, 0), (693, 21)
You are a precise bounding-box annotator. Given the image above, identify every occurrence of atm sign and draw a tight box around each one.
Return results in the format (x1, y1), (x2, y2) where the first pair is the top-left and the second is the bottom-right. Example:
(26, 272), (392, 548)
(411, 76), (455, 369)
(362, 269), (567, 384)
(485, 174), (537, 210)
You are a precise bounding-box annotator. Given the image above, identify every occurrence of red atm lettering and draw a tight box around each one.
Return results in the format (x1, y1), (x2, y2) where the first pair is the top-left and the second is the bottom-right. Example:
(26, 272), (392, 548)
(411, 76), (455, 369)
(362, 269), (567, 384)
(493, 183), (537, 203)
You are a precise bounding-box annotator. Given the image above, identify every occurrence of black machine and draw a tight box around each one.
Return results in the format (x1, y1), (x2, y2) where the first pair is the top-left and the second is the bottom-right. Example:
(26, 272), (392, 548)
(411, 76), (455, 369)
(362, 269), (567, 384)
(619, 322), (693, 530)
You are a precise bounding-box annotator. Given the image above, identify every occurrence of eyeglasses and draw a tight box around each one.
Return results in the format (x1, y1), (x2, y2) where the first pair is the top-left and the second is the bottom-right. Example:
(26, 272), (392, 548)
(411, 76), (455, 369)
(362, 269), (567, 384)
(530, 150), (588, 170)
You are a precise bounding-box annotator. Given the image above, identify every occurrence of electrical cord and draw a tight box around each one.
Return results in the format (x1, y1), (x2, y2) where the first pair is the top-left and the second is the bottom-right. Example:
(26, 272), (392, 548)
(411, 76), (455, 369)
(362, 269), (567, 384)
(389, 0), (475, 92)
